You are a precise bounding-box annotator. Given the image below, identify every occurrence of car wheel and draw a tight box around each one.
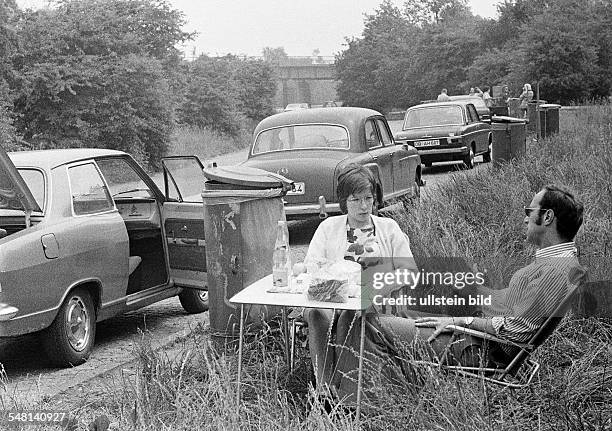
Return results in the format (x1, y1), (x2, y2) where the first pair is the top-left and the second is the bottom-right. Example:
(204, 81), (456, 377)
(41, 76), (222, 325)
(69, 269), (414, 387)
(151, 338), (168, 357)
(42, 288), (96, 367)
(483, 138), (492, 163)
(463, 146), (475, 169)
(179, 287), (209, 313)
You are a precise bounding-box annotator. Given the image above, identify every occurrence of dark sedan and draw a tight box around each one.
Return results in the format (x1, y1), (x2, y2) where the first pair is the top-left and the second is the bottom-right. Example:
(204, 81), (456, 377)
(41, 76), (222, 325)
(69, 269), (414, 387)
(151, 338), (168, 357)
(393, 101), (491, 169)
(241, 107), (422, 219)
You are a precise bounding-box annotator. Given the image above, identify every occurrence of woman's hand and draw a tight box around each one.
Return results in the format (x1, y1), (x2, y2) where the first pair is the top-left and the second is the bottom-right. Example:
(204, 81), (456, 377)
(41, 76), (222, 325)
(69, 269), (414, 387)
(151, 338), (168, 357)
(415, 316), (465, 342)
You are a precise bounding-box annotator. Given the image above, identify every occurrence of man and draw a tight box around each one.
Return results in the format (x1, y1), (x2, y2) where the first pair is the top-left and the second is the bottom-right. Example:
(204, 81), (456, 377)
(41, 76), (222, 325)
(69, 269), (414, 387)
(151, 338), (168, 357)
(482, 86), (493, 107)
(330, 184), (585, 400)
(437, 88), (451, 102)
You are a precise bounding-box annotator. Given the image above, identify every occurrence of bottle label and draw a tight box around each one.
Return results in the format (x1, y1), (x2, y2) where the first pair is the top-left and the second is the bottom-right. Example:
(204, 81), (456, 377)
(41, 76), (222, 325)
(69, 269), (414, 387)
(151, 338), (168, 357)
(273, 269), (289, 287)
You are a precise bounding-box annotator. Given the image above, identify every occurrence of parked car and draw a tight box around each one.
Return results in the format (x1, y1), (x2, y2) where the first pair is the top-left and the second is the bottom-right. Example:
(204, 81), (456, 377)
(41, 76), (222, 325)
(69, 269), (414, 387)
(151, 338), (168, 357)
(394, 100), (491, 168)
(0, 148), (210, 366)
(241, 107), (423, 220)
(449, 95), (491, 122)
(284, 103), (310, 111)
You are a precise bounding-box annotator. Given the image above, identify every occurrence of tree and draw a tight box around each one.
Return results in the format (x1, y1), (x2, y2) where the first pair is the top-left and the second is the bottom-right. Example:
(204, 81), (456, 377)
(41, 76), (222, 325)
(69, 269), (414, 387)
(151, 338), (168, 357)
(9, 0), (191, 167)
(514, 0), (609, 102)
(262, 47), (288, 64)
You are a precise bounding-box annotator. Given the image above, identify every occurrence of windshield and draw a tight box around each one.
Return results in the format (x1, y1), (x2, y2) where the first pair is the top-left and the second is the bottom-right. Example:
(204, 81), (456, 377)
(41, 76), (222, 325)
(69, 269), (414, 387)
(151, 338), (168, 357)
(403, 106), (464, 129)
(253, 124), (349, 154)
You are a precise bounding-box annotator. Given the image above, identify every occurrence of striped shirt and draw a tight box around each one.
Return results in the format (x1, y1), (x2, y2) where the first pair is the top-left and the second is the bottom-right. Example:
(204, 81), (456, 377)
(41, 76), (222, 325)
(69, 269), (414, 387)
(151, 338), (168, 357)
(487, 242), (581, 354)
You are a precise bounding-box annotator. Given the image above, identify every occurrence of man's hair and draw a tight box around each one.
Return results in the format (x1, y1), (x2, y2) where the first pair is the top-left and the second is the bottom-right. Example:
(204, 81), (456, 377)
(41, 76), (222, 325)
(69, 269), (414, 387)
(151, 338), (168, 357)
(539, 184), (584, 241)
(441, 88), (447, 93)
(337, 163), (376, 213)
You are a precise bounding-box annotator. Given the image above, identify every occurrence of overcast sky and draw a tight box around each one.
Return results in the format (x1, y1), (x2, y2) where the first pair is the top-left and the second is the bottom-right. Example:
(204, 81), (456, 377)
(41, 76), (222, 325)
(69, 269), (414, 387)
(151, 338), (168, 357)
(15, 0), (500, 57)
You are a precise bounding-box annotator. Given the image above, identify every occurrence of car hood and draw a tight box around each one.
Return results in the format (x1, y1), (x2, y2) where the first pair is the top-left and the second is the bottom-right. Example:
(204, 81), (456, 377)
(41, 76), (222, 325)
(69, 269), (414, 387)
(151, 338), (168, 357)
(0, 146), (41, 213)
(395, 125), (462, 140)
(241, 150), (349, 204)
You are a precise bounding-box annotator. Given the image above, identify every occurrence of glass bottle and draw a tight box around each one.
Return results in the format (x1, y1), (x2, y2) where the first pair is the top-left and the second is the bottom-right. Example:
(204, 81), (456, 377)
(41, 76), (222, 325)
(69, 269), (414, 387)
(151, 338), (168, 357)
(273, 220), (291, 287)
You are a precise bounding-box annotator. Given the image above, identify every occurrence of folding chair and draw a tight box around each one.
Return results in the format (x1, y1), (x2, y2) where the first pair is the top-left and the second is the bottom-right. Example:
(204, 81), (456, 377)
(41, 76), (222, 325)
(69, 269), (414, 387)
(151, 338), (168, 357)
(418, 267), (587, 389)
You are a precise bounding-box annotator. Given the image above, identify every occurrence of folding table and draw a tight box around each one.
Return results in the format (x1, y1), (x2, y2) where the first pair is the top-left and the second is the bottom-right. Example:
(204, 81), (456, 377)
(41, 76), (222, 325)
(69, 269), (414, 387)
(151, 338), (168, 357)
(229, 274), (368, 422)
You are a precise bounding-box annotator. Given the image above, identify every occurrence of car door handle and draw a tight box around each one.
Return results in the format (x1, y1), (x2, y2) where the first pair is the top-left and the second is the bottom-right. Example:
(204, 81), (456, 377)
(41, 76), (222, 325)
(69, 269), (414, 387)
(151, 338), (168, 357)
(372, 155), (378, 161)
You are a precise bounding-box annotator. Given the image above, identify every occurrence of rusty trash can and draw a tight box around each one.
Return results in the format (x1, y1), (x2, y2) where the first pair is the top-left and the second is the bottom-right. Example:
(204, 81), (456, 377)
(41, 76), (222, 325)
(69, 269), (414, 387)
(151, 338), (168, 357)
(201, 165), (293, 343)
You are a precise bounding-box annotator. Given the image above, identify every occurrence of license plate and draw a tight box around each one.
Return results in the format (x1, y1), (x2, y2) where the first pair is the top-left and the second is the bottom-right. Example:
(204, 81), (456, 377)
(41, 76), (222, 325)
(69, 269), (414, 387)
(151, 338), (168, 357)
(287, 182), (305, 195)
(415, 139), (439, 147)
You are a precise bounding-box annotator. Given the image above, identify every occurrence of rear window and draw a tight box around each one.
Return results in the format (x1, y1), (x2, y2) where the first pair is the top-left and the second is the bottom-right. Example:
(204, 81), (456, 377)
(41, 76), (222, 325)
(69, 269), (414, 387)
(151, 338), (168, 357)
(403, 106), (464, 129)
(17, 168), (45, 211)
(253, 124), (349, 154)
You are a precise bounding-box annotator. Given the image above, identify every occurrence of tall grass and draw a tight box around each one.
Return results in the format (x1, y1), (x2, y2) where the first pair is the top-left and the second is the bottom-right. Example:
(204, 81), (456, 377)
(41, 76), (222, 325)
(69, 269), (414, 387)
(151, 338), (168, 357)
(166, 121), (255, 164)
(36, 104), (611, 430)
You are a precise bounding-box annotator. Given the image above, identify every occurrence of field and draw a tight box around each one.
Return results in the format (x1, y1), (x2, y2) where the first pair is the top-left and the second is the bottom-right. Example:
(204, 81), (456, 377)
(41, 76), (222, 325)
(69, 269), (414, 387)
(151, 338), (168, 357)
(2, 104), (611, 430)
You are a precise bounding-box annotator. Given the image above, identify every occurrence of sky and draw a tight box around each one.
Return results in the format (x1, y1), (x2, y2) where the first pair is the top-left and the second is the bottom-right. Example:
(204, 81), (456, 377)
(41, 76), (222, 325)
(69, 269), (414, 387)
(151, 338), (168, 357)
(14, 0), (500, 58)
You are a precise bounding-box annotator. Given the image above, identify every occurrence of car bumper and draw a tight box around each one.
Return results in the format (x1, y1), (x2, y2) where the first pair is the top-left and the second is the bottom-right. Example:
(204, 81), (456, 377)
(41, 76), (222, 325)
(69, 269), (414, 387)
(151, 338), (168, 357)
(418, 146), (469, 163)
(284, 202), (341, 220)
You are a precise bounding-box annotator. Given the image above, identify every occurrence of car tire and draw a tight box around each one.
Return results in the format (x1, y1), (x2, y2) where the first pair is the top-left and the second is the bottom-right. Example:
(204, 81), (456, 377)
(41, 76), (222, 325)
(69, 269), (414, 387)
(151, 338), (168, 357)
(483, 138), (492, 163)
(42, 288), (96, 367)
(179, 287), (209, 313)
(463, 146), (475, 169)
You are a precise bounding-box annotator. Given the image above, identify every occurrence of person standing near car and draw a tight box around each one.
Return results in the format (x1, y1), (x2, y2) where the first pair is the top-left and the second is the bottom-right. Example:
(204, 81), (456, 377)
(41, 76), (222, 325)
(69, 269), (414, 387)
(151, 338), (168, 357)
(469, 87), (483, 97)
(519, 83), (534, 118)
(482, 86), (493, 108)
(437, 88), (451, 102)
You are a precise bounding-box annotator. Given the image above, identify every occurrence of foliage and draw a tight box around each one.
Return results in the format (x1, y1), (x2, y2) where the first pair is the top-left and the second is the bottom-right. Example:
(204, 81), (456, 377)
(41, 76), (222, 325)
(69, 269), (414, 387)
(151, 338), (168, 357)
(5, 0), (191, 167)
(176, 55), (275, 136)
(336, 0), (612, 109)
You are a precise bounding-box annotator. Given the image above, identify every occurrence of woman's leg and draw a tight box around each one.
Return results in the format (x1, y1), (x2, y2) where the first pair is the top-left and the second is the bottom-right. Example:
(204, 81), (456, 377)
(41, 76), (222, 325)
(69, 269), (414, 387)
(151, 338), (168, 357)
(304, 308), (337, 390)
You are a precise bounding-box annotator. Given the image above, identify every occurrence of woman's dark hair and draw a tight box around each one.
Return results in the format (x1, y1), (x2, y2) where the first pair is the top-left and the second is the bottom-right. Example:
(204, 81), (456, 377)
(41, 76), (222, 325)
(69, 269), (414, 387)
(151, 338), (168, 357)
(539, 184), (584, 241)
(336, 164), (377, 213)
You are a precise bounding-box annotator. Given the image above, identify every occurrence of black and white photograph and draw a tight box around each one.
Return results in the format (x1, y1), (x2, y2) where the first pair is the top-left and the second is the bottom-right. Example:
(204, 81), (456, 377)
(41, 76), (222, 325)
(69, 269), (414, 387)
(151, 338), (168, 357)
(0, 0), (610, 429)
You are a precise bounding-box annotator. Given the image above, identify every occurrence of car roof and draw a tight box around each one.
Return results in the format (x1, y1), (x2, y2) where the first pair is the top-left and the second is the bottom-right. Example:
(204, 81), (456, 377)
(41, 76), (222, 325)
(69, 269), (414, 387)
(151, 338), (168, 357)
(255, 107), (383, 133)
(9, 148), (127, 170)
(409, 100), (472, 110)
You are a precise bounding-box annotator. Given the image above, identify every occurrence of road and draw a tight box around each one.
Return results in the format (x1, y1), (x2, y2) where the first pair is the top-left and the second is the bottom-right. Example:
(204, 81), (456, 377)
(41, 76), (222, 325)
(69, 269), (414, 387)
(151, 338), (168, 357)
(0, 145), (480, 407)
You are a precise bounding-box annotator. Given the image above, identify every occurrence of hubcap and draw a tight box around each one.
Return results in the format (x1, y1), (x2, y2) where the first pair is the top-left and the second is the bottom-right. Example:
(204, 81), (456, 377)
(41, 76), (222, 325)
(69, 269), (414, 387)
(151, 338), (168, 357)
(65, 297), (90, 351)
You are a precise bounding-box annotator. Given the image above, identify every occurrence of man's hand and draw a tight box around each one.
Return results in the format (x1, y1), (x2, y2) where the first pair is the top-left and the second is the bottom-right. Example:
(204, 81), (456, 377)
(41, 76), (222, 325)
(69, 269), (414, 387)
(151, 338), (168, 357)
(415, 316), (465, 342)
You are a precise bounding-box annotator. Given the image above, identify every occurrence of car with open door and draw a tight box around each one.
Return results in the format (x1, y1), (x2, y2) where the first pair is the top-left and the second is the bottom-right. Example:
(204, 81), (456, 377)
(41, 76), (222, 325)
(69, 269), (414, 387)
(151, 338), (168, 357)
(0, 148), (209, 367)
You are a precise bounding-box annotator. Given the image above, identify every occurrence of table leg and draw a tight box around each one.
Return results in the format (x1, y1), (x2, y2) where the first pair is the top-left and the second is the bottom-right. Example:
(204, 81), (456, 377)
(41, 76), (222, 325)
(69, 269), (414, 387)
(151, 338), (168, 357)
(355, 311), (366, 424)
(236, 303), (245, 406)
(282, 306), (290, 366)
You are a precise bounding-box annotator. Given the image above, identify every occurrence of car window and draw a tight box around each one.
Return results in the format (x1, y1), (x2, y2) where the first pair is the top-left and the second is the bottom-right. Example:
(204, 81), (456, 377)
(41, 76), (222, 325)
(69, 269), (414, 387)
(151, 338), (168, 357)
(467, 104), (480, 122)
(17, 168), (45, 211)
(96, 158), (154, 199)
(375, 119), (393, 146)
(403, 106), (464, 128)
(253, 124), (349, 154)
(365, 120), (381, 149)
(68, 163), (114, 215)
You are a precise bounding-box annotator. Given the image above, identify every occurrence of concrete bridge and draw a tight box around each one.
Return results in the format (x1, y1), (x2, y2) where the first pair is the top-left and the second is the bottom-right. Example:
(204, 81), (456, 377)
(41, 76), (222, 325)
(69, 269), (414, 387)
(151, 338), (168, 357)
(271, 59), (338, 108)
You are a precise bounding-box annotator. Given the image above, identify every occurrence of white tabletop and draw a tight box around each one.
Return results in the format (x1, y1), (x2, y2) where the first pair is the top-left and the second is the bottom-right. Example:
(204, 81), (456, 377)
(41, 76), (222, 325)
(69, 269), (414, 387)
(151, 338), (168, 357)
(229, 274), (366, 311)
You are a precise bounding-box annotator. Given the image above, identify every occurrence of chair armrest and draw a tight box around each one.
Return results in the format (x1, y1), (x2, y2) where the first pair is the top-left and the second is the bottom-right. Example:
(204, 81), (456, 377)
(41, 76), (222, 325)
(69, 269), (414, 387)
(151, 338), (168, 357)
(446, 325), (531, 349)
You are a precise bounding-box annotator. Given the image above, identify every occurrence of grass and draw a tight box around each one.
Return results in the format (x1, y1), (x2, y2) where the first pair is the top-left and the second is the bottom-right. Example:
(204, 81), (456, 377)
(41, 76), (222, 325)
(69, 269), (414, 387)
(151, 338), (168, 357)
(166, 122), (255, 164)
(6, 104), (612, 430)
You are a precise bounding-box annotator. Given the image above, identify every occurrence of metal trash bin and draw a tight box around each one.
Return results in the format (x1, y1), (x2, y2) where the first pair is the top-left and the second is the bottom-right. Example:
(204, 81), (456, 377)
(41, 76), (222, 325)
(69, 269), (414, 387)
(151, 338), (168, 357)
(491, 116), (527, 165)
(526, 100), (547, 132)
(537, 103), (561, 138)
(201, 165), (293, 339)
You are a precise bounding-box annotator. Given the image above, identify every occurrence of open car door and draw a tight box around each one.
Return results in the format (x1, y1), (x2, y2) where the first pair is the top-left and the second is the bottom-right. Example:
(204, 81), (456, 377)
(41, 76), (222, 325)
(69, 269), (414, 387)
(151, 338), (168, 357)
(161, 156), (208, 292)
(0, 146), (42, 226)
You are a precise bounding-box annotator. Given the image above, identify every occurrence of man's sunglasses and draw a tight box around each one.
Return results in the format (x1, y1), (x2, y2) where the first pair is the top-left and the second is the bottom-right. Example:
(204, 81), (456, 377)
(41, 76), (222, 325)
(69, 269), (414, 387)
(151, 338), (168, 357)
(524, 207), (549, 217)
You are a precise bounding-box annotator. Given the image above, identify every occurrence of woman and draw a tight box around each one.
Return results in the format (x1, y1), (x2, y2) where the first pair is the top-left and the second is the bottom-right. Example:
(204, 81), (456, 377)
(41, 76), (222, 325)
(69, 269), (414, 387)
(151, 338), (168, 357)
(304, 163), (418, 399)
(519, 83), (534, 118)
